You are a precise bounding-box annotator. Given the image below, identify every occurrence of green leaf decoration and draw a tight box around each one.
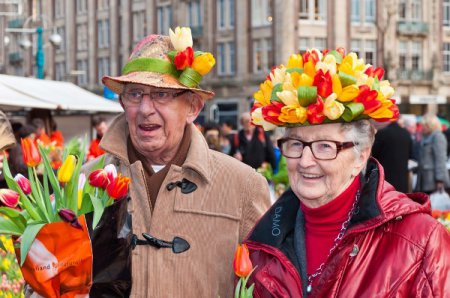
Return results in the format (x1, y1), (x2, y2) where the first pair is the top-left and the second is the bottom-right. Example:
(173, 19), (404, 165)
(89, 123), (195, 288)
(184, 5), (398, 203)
(372, 77), (380, 91)
(179, 67), (203, 88)
(0, 216), (24, 235)
(270, 84), (284, 102)
(20, 223), (45, 266)
(326, 50), (343, 64)
(194, 51), (204, 58)
(342, 103), (365, 122)
(338, 71), (357, 87)
(167, 51), (177, 61)
(89, 193), (105, 230)
(297, 86), (317, 107)
(286, 67), (304, 74)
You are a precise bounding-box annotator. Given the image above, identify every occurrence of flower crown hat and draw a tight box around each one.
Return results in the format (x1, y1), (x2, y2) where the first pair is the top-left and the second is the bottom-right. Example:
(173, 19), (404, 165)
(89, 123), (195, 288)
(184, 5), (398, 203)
(251, 48), (400, 131)
(103, 27), (216, 100)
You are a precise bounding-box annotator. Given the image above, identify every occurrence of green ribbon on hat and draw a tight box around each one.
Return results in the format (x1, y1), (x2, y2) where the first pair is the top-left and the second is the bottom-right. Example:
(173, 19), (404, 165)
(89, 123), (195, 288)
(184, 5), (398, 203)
(122, 57), (181, 78)
(342, 102), (365, 122)
(179, 67), (203, 88)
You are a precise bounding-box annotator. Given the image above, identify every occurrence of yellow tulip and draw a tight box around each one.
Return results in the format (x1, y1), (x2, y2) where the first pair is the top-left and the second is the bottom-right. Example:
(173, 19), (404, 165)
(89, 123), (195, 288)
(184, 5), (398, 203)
(169, 26), (193, 51)
(339, 85), (360, 102)
(304, 60), (316, 78)
(315, 54), (337, 75)
(57, 155), (77, 183)
(192, 53), (216, 75)
(380, 80), (394, 99)
(287, 54), (303, 68)
(298, 73), (314, 87)
(277, 90), (299, 106)
(323, 93), (345, 120)
(254, 80), (273, 106)
(279, 105), (307, 124)
(270, 67), (290, 85)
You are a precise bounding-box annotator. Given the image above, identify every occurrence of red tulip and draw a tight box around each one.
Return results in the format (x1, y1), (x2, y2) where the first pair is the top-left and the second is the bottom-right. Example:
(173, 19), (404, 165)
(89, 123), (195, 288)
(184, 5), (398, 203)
(307, 96), (326, 124)
(262, 101), (284, 126)
(174, 47), (194, 70)
(88, 169), (109, 189)
(313, 69), (333, 98)
(21, 137), (41, 167)
(354, 85), (381, 114)
(14, 174), (31, 195)
(233, 244), (253, 278)
(106, 174), (130, 200)
(0, 189), (20, 208)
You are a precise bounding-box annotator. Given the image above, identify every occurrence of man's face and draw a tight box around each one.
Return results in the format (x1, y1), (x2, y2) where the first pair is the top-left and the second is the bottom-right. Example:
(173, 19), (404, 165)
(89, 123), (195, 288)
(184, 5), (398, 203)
(241, 114), (253, 132)
(121, 83), (202, 162)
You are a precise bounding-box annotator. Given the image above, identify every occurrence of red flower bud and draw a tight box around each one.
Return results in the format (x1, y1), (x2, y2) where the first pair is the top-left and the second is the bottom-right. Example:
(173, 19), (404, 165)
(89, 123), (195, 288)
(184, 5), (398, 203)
(0, 189), (20, 208)
(14, 174), (31, 195)
(21, 138), (41, 167)
(174, 47), (194, 70)
(106, 174), (130, 200)
(88, 169), (109, 189)
(233, 244), (253, 278)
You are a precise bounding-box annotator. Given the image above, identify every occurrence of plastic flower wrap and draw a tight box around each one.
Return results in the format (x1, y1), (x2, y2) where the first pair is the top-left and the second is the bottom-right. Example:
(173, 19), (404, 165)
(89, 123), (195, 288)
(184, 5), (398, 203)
(251, 48), (399, 130)
(167, 26), (215, 87)
(0, 138), (131, 297)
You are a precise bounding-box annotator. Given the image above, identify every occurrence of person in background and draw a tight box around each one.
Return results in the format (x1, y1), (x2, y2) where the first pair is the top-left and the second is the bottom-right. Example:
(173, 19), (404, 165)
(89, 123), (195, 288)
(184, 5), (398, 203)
(32, 118), (51, 147)
(82, 27), (271, 297)
(87, 116), (108, 160)
(8, 124), (36, 177)
(372, 121), (412, 193)
(415, 113), (450, 193)
(221, 121), (237, 156)
(203, 122), (222, 152)
(235, 112), (276, 170)
(50, 120), (64, 148)
(242, 48), (450, 297)
(0, 110), (17, 187)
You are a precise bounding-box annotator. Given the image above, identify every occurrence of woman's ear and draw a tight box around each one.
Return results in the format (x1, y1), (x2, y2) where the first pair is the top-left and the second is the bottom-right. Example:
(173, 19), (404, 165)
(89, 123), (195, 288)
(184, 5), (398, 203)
(186, 93), (204, 124)
(351, 146), (371, 177)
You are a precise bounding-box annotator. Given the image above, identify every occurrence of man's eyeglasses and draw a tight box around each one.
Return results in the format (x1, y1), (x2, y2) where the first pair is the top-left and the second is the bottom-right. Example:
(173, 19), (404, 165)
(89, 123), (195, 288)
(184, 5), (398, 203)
(277, 137), (357, 160)
(121, 88), (190, 106)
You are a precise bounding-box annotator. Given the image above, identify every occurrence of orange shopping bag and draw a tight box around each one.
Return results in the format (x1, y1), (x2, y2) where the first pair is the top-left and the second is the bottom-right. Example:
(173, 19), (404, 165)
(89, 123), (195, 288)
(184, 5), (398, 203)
(16, 216), (93, 298)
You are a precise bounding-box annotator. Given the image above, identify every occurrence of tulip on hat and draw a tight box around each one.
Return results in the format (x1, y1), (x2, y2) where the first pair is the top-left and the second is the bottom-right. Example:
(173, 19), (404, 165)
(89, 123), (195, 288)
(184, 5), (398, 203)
(250, 48), (400, 130)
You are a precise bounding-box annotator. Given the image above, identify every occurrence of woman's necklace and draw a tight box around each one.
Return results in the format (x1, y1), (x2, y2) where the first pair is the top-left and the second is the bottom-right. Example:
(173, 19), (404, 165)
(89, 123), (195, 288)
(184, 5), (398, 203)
(306, 190), (360, 294)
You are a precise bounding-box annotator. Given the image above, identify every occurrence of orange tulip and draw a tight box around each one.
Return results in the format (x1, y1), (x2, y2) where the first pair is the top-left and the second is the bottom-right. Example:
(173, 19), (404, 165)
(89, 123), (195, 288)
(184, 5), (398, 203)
(233, 244), (253, 278)
(21, 138), (41, 167)
(106, 174), (130, 200)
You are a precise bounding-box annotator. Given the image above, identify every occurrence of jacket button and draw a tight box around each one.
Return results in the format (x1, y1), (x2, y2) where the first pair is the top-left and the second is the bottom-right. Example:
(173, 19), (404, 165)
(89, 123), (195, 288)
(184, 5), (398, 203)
(395, 216), (402, 221)
(349, 244), (359, 257)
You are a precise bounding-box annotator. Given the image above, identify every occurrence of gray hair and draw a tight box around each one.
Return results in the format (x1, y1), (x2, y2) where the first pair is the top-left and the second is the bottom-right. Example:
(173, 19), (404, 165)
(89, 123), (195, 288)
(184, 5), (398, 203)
(340, 119), (375, 155)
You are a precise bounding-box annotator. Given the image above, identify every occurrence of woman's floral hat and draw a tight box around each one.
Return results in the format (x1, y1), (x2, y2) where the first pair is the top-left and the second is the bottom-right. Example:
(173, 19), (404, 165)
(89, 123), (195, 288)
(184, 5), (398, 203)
(251, 48), (399, 130)
(103, 27), (216, 100)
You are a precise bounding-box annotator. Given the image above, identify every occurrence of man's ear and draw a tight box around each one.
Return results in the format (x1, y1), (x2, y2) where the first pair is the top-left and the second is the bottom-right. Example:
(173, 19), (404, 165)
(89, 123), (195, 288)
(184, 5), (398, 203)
(351, 146), (371, 177)
(186, 93), (204, 124)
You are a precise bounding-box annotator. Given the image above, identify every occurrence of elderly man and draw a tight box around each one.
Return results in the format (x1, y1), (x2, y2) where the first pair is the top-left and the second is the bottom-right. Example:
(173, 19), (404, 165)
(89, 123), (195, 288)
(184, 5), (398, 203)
(91, 28), (271, 297)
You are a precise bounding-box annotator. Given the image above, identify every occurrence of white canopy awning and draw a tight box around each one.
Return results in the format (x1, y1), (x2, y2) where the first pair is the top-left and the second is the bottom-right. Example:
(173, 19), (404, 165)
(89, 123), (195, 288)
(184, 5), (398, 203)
(0, 74), (123, 113)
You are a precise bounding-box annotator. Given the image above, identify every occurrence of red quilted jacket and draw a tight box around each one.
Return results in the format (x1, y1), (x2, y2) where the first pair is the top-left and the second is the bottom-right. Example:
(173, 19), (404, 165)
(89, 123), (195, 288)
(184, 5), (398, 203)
(244, 158), (450, 297)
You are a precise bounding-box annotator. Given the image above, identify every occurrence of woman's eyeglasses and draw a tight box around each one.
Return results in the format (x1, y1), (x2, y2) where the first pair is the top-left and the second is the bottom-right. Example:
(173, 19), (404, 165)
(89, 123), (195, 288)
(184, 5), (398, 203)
(277, 137), (357, 160)
(121, 88), (190, 106)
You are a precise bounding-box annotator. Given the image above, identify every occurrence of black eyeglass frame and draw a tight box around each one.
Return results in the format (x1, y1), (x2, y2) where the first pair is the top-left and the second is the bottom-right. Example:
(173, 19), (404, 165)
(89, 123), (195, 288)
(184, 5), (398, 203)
(121, 89), (190, 106)
(277, 137), (357, 160)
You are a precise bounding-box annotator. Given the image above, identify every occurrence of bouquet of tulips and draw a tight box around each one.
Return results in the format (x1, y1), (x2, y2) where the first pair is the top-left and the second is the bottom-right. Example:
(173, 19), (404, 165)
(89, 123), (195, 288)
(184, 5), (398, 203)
(233, 244), (256, 298)
(432, 210), (450, 231)
(0, 137), (131, 297)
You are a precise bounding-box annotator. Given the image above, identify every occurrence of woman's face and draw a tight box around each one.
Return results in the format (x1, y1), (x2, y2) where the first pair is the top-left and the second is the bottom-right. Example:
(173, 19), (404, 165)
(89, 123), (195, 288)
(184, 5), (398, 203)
(285, 123), (370, 208)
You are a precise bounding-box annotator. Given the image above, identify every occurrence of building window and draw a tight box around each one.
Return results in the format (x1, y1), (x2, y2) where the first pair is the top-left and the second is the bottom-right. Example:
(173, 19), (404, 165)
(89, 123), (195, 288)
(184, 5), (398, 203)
(98, 57), (110, 84)
(76, 59), (89, 86)
(217, 0), (235, 30)
(351, 0), (375, 24)
(399, 41), (407, 70)
(132, 10), (146, 43)
(299, 0), (327, 21)
(411, 41), (421, 70)
(54, 0), (64, 18)
(444, 43), (450, 72)
(187, 1), (202, 27)
(217, 42), (235, 75)
(298, 37), (327, 52)
(444, 0), (450, 26)
(157, 5), (172, 35)
(350, 39), (376, 65)
(97, 0), (109, 10)
(399, 0), (406, 19)
(55, 62), (65, 81)
(252, 0), (272, 27)
(76, 24), (88, 51)
(76, 0), (87, 14)
(253, 38), (273, 73)
(56, 26), (65, 53)
(97, 19), (110, 49)
(411, 0), (421, 20)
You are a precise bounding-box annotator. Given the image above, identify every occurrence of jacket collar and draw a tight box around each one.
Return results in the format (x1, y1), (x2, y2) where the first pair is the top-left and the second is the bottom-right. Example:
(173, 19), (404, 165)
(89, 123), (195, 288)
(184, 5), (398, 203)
(100, 113), (211, 182)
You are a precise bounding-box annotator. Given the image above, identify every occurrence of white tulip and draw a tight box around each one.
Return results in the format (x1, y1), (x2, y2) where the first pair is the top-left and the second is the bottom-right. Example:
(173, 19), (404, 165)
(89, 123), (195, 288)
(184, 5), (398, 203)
(169, 27), (193, 51)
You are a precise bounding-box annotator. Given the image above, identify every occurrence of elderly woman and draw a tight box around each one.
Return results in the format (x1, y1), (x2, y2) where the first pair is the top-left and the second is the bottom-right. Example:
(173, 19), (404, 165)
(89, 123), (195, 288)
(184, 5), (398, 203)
(415, 113), (450, 193)
(242, 49), (450, 297)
